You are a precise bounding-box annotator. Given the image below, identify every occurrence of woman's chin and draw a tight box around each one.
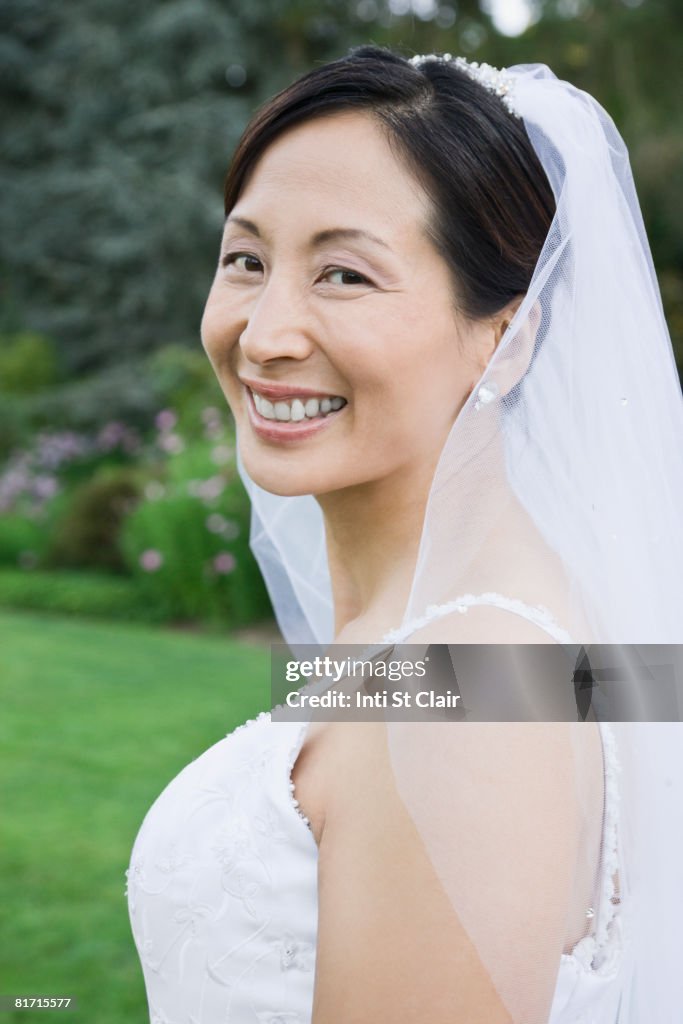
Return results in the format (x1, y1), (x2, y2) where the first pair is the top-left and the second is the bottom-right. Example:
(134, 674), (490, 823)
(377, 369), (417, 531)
(239, 454), (323, 498)
(250, 476), (313, 498)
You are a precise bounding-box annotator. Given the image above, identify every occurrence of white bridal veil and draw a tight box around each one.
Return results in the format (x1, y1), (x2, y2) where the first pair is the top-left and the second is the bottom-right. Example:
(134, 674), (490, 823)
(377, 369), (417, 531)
(238, 61), (683, 1021)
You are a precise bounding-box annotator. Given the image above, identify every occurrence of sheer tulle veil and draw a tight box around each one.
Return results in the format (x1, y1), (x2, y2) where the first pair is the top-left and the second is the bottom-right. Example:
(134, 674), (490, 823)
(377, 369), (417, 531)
(237, 60), (683, 1022)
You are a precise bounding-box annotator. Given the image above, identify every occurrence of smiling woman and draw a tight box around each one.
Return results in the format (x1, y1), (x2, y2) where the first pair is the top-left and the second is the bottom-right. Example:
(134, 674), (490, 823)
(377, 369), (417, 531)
(203, 111), (482, 509)
(127, 45), (683, 1024)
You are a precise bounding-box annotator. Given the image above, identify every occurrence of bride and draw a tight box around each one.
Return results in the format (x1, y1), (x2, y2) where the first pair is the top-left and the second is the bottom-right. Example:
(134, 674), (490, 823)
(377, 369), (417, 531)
(126, 47), (683, 1023)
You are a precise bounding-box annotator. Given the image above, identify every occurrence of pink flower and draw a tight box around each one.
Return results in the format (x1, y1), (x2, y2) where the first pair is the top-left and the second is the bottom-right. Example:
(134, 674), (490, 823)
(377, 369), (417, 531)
(206, 513), (227, 534)
(144, 481), (166, 501)
(140, 549), (163, 572)
(200, 476), (226, 502)
(32, 474), (58, 500)
(222, 519), (240, 540)
(211, 445), (233, 466)
(201, 406), (224, 440)
(158, 433), (184, 454)
(155, 409), (177, 433)
(213, 552), (236, 575)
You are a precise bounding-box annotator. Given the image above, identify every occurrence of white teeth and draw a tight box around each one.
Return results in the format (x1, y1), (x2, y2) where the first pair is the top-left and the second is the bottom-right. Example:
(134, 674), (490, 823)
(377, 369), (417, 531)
(290, 399), (305, 422)
(251, 388), (346, 422)
(254, 394), (275, 419)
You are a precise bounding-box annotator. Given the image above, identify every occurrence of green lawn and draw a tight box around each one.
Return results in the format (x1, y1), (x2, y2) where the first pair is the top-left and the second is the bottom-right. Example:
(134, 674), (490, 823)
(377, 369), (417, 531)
(0, 611), (272, 1024)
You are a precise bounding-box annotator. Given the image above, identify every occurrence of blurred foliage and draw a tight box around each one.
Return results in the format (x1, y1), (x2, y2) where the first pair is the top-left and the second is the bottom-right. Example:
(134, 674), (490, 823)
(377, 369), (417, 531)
(0, 0), (365, 377)
(0, 332), (60, 393)
(0, 513), (48, 567)
(147, 343), (225, 425)
(0, 345), (225, 461)
(46, 465), (141, 572)
(121, 483), (271, 625)
(0, 567), (158, 621)
(120, 410), (272, 624)
(0, 388), (271, 626)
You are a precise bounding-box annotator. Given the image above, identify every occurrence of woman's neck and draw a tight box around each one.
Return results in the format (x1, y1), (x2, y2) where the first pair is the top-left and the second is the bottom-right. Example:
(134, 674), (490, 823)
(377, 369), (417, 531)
(317, 461), (435, 643)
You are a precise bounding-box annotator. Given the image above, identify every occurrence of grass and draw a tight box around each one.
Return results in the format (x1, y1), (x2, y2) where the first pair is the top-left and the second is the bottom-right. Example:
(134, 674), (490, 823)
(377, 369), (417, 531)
(0, 610), (272, 1024)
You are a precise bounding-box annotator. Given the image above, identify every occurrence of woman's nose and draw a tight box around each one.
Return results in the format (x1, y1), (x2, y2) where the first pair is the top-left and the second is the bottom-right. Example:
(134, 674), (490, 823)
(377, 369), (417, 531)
(238, 279), (316, 366)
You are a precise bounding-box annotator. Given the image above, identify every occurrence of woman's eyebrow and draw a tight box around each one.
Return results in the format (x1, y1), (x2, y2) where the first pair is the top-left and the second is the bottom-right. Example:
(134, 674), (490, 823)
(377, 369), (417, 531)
(224, 215), (392, 252)
(310, 227), (392, 251)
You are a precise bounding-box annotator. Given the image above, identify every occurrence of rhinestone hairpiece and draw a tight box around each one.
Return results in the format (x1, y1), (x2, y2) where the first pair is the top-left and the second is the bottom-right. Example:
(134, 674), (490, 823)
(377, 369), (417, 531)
(408, 53), (520, 118)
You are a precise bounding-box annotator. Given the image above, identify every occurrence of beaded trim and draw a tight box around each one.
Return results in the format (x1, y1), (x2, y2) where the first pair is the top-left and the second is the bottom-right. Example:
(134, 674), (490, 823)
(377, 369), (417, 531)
(594, 722), (622, 946)
(287, 719), (314, 833)
(381, 591), (574, 645)
(560, 721), (623, 976)
(408, 53), (520, 118)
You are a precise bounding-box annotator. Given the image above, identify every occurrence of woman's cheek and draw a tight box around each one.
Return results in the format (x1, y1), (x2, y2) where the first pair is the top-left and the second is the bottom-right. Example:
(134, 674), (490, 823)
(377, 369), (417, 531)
(201, 303), (229, 365)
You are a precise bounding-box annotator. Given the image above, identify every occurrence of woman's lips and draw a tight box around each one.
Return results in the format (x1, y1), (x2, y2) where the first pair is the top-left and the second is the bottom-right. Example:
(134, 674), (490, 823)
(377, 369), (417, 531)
(244, 386), (347, 442)
(239, 376), (342, 401)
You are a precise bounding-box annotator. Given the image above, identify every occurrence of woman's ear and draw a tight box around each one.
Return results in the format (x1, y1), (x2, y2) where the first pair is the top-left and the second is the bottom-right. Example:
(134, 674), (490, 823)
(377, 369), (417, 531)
(484, 296), (541, 398)
(462, 296), (540, 405)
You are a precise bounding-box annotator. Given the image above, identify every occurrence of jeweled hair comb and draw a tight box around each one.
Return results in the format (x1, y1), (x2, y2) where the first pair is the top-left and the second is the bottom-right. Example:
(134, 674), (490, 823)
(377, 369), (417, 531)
(408, 53), (520, 118)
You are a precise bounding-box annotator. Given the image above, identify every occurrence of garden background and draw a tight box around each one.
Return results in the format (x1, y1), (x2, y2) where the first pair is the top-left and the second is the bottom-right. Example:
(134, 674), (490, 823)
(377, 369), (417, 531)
(1, 0), (682, 1020)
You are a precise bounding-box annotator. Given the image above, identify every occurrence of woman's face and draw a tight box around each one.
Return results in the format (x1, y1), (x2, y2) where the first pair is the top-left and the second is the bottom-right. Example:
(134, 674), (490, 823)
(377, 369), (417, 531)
(201, 110), (488, 497)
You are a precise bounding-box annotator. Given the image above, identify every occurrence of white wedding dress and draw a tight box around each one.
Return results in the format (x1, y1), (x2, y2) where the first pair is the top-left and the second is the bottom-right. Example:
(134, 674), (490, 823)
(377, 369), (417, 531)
(126, 595), (627, 1024)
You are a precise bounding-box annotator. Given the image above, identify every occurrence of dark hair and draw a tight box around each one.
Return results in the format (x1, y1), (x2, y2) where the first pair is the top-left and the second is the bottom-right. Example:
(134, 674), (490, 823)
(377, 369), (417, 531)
(223, 45), (556, 323)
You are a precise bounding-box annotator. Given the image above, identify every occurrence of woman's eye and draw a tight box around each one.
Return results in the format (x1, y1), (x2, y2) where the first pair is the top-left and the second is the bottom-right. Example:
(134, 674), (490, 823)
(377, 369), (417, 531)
(323, 267), (370, 286)
(222, 252), (263, 273)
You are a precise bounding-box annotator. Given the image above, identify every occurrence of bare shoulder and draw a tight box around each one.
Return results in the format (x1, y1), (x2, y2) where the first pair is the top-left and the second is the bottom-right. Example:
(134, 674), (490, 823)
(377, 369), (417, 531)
(309, 718), (597, 1023)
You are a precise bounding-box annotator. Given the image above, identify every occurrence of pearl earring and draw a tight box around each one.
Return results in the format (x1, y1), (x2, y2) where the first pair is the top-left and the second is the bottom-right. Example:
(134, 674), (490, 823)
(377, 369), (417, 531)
(474, 380), (499, 411)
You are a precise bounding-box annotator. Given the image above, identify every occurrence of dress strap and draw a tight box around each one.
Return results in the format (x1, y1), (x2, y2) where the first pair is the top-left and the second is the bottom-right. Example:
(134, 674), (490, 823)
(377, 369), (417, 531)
(593, 722), (621, 947)
(381, 591), (574, 645)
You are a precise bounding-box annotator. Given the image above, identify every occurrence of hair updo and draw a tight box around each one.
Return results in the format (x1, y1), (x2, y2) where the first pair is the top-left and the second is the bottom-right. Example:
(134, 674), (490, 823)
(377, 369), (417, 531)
(223, 45), (555, 324)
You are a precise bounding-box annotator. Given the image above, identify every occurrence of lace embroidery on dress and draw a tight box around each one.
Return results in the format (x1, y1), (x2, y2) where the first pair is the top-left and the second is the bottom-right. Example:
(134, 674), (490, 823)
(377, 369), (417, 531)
(381, 591), (575, 645)
(126, 710), (319, 1024)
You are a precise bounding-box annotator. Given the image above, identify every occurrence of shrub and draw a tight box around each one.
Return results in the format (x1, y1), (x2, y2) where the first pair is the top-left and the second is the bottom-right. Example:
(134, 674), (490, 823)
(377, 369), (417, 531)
(0, 514), (49, 568)
(0, 392), (272, 629)
(121, 474), (271, 626)
(0, 426), (142, 520)
(0, 332), (60, 394)
(0, 568), (160, 621)
(147, 345), (226, 426)
(117, 400), (272, 627)
(0, 393), (33, 460)
(47, 467), (142, 573)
